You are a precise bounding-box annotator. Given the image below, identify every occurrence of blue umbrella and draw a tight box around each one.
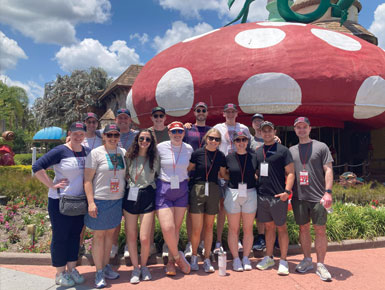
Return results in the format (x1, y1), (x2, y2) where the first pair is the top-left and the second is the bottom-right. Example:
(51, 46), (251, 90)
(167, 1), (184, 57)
(33, 127), (66, 141)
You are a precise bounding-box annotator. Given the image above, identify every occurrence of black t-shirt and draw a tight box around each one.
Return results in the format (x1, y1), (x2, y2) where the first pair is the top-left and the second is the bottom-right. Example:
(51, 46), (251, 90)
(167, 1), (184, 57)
(190, 147), (226, 183)
(226, 152), (258, 189)
(256, 143), (293, 196)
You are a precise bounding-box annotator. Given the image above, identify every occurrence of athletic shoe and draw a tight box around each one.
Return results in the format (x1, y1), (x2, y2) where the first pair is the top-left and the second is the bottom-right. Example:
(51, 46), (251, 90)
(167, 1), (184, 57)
(190, 255), (199, 271)
(175, 251), (191, 274)
(69, 268), (85, 284)
(165, 261), (176, 276)
(316, 263), (332, 282)
(184, 242), (193, 259)
(103, 264), (120, 280)
(274, 237), (280, 250)
(130, 268), (141, 284)
(242, 256), (252, 271)
(203, 258), (215, 273)
(124, 244), (130, 258)
(110, 244), (118, 258)
(55, 271), (75, 287)
(198, 241), (205, 253)
(141, 266), (152, 281)
(296, 258), (313, 273)
(213, 241), (223, 254)
(94, 270), (106, 289)
(232, 257), (244, 272)
(252, 235), (266, 251)
(150, 243), (157, 255)
(256, 256), (275, 270)
(277, 259), (289, 276)
(162, 243), (169, 258)
(78, 244), (86, 257)
(238, 240), (243, 252)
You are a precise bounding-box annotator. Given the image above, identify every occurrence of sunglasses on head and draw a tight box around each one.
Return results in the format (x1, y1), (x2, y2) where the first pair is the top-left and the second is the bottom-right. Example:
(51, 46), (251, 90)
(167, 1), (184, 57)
(234, 138), (248, 143)
(195, 109), (207, 113)
(106, 133), (120, 138)
(86, 120), (98, 124)
(139, 136), (152, 142)
(207, 136), (220, 142)
(153, 114), (164, 119)
(171, 129), (184, 135)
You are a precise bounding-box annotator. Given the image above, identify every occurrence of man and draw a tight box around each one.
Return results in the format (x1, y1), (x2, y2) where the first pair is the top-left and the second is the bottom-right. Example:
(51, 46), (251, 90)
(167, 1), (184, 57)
(82, 113), (103, 150)
(289, 117), (333, 282)
(149, 106), (169, 144)
(255, 121), (294, 276)
(213, 103), (251, 253)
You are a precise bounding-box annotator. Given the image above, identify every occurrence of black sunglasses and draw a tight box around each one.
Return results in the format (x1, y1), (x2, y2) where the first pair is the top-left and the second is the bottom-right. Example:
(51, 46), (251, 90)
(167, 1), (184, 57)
(171, 129), (184, 134)
(207, 136), (220, 142)
(234, 138), (248, 143)
(139, 137), (152, 142)
(195, 109), (207, 113)
(153, 114), (164, 119)
(106, 133), (120, 138)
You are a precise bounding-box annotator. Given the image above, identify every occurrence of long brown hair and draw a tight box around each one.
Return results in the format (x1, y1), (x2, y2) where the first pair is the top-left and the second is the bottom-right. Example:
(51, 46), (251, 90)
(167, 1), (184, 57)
(126, 129), (157, 172)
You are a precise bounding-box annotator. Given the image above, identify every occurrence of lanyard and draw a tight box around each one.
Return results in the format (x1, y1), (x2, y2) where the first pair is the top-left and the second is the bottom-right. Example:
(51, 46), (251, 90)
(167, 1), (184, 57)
(205, 147), (218, 182)
(235, 153), (248, 184)
(263, 144), (275, 162)
(170, 143), (183, 175)
(300, 141), (312, 170)
(134, 157), (148, 184)
(67, 144), (84, 167)
(121, 132), (131, 149)
(194, 125), (205, 148)
(104, 145), (118, 177)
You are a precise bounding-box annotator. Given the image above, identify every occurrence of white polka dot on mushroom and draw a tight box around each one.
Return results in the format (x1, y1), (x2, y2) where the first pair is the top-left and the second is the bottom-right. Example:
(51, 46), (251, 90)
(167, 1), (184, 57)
(182, 29), (220, 43)
(126, 89), (140, 124)
(235, 28), (286, 49)
(354, 76), (385, 119)
(155, 67), (194, 117)
(311, 28), (361, 51)
(238, 72), (302, 114)
(257, 22), (306, 26)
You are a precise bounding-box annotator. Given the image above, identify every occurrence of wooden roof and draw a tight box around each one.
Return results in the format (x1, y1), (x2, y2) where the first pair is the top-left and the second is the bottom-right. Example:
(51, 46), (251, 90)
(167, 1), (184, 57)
(100, 108), (115, 120)
(291, 0), (362, 13)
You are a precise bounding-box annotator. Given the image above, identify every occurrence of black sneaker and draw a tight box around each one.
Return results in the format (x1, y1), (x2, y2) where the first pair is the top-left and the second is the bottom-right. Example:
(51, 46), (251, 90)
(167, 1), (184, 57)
(253, 235), (266, 251)
(274, 237), (280, 250)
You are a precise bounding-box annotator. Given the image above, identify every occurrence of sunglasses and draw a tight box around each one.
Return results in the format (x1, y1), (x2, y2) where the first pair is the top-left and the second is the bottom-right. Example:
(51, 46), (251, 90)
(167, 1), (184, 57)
(86, 120), (98, 124)
(171, 129), (184, 134)
(106, 133), (120, 138)
(195, 109), (207, 113)
(234, 138), (248, 143)
(139, 137), (152, 142)
(207, 136), (220, 142)
(153, 114), (164, 119)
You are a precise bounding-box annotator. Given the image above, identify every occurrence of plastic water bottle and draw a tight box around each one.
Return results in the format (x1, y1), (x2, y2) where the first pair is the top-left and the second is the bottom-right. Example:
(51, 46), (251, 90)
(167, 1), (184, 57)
(321, 199), (333, 214)
(218, 250), (227, 276)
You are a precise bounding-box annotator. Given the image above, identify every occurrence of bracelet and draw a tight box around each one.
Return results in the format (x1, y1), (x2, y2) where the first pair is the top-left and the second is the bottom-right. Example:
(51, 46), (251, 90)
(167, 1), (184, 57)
(284, 189), (292, 194)
(325, 189), (332, 194)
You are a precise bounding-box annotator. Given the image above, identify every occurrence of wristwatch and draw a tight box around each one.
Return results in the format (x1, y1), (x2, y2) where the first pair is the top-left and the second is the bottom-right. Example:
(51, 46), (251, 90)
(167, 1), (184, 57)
(325, 189), (332, 194)
(284, 189), (292, 194)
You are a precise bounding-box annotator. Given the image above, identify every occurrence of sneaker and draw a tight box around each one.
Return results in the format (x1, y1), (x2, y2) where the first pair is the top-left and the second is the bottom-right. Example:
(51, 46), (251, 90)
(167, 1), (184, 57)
(124, 244), (130, 258)
(103, 264), (120, 280)
(213, 241), (223, 254)
(141, 266), (152, 281)
(198, 241), (205, 253)
(274, 237), (280, 250)
(130, 268), (141, 284)
(316, 263), (332, 282)
(277, 259), (289, 276)
(78, 244), (86, 257)
(238, 240), (243, 252)
(203, 258), (215, 273)
(162, 243), (169, 258)
(94, 270), (106, 289)
(69, 268), (85, 284)
(110, 244), (118, 258)
(242, 256), (252, 271)
(190, 255), (199, 271)
(232, 257), (243, 272)
(175, 251), (191, 274)
(150, 243), (157, 255)
(296, 257), (313, 273)
(184, 242), (193, 258)
(253, 235), (266, 251)
(55, 271), (75, 287)
(165, 260), (176, 276)
(256, 256), (275, 270)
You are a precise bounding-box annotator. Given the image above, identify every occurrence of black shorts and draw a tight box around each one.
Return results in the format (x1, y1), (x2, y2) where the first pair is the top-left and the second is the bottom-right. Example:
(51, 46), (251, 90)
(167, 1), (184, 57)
(123, 185), (155, 215)
(257, 195), (288, 226)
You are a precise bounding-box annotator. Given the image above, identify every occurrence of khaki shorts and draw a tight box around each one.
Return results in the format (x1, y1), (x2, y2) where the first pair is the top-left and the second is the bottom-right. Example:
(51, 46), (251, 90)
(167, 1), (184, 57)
(291, 199), (327, 226)
(189, 182), (221, 215)
(224, 188), (257, 214)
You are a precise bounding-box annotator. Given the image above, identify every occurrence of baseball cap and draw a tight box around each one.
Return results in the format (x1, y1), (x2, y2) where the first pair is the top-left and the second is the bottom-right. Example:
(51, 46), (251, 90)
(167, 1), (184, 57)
(103, 123), (120, 134)
(151, 106), (166, 115)
(294, 117), (310, 126)
(168, 121), (185, 131)
(233, 131), (248, 140)
(194, 102), (208, 110)
(69, 121), (86, 132)
(84, 112), (99, 121)
(260, 121), (275, 130)
(116, 108), (131, 117)
(251, 113), (264, 121)
(224, 103), (237, 111)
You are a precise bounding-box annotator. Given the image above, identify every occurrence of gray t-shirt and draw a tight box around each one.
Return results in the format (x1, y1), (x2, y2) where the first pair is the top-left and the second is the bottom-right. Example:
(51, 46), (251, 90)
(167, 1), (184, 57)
(126, 155), (160, 189)
(250, 136), (264, 153)
(149, 127), (170, 144)
(85, 145), (126, 200)
(118, 130), (139, 150)
(289, 140), (333, 202)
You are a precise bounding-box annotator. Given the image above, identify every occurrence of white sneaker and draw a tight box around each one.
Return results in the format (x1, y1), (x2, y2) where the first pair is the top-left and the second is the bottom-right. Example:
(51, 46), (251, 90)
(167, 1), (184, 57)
(150, 243), (157, 255)
(296, 257), (313, 273)
(94, 270), (106, 289)
(238, 240), (243, 252)
(232, 257), (244, 272)
(198, 241), (205, 253)
(242, 256), (252, 271)
(190, 255), (199, 271)
(213, 241), (223, 254)
(110, 244), (118, 258)
(184, 242), (193, 258)
(124, 244), (130, 258)
(55, 271), (75, 287)
(277, 259), (289, 276)
(162, 243), (169, 258)
(69, 268), (85, 284)
(256, 256), (275, 270)
(203, 258), (215, 273)
(316, 263), (332, 282)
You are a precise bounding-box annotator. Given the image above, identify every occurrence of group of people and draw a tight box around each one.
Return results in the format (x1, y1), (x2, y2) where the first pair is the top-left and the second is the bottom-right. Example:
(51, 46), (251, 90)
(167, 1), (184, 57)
(32, 102), (334, 288)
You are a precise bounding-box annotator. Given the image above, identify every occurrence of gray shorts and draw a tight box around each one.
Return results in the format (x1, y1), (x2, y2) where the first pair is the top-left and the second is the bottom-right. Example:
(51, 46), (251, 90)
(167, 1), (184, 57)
(257, 195), (288, 226)
(224, 188), (257, 214)
(291, 199), (327, 226)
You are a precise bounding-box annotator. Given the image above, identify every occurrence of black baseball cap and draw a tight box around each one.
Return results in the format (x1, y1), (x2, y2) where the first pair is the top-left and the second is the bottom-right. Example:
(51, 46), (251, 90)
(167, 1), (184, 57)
(116, 108), (131, 117)
(194, 102), (208, 110)
(294, 116), (311, 126)
(251, 113), (264, 121)
(69, 121), (86, 132)
(224, 103), (237, 111)
(151, 106), (166, 115)
(233, 131), (248, 140)
(84, 112), (99, 121)
(260, 121), (275, 130)
(103, 123), (120, 134)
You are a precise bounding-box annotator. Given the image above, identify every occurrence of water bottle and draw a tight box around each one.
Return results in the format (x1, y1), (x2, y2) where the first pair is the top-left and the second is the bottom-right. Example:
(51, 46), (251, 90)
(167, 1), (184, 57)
(321, 199), (333, 214)
(218, 250), (227, 276)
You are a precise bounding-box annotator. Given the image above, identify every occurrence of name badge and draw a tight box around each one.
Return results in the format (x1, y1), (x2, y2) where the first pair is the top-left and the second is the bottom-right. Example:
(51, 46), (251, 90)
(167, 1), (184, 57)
(205, 182), (209, 196)
(78, 158), (85, 169)
(260, 162), (269, 177)
(128, 187), (139, 201)
(110, 178), (120, 193)
(300, 170), (309, 185)
(170, 175), (180, 189)
(238, 183), (247, 197)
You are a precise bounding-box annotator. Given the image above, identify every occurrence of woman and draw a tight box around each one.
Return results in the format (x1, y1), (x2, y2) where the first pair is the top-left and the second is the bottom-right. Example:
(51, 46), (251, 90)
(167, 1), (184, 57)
(32, 121), (88, 287)
(224, 131), (258, 272)
(82, 112), (103, 150)
(187, 128), (227, 272)
(156, 121), (193, 275)
(84, 123), (126, 289)
(123, 129), (159, 284)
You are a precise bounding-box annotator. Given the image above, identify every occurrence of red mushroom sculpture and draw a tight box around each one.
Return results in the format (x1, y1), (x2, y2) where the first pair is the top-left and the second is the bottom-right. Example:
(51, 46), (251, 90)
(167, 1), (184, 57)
(128, 21), (385, 128)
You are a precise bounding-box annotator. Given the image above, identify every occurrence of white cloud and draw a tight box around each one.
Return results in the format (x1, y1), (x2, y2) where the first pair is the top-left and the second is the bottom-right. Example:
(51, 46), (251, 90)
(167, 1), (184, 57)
(0, 31), (28, 73)
(369, 3), (385, 49)
(0, 74), (44, 105)
(153, 21), (214, 52)
(0, 0), (111, 45)
(130, 33), (149, 45)
(55, 38), (141, 78)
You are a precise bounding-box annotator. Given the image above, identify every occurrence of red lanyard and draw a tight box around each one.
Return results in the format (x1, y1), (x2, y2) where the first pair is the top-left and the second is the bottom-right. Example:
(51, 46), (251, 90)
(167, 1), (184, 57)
(170, 143), (183, 175)
(301, 141), (312, 170)
(263, 144), (274, 162)
(205, 147), (218, 182)
(134, 157), (148, 184)
(235, 153), (248, 184)
(104, 145), (118, 177)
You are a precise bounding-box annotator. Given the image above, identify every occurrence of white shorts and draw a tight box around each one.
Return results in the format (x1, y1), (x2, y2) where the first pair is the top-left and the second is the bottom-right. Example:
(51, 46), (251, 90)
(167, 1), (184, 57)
(224, 187), (257, 214)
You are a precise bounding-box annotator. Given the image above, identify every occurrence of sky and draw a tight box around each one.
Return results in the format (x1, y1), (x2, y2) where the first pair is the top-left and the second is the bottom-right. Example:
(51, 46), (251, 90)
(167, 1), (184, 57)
(0, 0), (384, 106)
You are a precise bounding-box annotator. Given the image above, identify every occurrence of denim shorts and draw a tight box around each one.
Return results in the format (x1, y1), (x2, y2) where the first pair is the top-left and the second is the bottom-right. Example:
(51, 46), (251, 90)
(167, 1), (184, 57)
(84, 198), (123, 230)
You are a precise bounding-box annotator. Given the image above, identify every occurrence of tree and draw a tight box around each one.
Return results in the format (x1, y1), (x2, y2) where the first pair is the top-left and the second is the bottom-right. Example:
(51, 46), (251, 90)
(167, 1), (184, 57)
(32, 67), (112, 127)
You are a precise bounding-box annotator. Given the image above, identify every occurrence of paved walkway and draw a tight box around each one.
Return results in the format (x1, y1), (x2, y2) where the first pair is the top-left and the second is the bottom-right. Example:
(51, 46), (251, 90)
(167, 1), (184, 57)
(1, 247), (385, 290)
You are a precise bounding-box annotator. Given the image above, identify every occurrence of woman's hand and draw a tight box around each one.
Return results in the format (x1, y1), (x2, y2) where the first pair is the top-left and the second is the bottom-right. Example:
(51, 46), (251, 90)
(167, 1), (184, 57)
(88, 202), (98, 218)
(51, 178), (69, 189)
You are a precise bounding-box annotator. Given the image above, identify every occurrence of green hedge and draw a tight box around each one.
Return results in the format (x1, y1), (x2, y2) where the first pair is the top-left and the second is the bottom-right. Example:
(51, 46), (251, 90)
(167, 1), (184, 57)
(14, 153), (44, 165)
(333, 182), (385, 205)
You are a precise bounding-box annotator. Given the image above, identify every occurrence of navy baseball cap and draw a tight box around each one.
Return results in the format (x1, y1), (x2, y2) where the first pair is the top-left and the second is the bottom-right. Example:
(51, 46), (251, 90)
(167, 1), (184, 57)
(260, 121), (275, 130)
(294, 117), (310, 126)
(151, 106), (166, 115)
(233, 131), (248, 140)
(194, 102), (208, 110)
(251, 113), (264, 121)
(103, 123), (120, 134)
(224, 103), (237, 111)
(116, 108), (131, 117)
(69, 121), (86, 132)
(84, 112), (99, 121)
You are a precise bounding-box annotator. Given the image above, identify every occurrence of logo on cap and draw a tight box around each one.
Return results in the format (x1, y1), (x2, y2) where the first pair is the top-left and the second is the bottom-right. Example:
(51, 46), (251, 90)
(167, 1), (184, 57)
(110, 124), (117, 129)
(76, 123), (83, 128)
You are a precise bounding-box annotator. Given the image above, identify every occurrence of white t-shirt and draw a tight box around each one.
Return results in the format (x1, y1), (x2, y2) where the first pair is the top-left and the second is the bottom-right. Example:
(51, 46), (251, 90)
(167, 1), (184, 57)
(82, 136), (103, 151)
(157, 141), (193, 182)
(213, 122), (251, 156)
(85, 145), (126, 200)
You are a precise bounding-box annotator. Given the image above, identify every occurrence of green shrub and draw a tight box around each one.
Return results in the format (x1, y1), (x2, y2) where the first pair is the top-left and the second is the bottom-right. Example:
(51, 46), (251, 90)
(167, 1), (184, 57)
(333, 182), (385, 205)
(14, 154), (44, 165)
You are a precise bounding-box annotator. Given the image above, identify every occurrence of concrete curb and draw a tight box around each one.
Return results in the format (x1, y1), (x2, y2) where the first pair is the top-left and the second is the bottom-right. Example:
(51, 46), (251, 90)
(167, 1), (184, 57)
(1, 237), (384, 266)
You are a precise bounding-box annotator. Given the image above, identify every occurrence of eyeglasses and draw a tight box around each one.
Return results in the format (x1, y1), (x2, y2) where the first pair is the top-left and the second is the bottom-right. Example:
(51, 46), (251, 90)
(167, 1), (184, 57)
(207, 136), (220, 142)
(106, 133), (120, 138)
(86, 120), (98, 124)
(234, 138), (248, 143)
(171, 129), (184, 134)
(195, 109), (207, 113)
(139, 137), (152, 142)
(153, 114), (164, 119)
